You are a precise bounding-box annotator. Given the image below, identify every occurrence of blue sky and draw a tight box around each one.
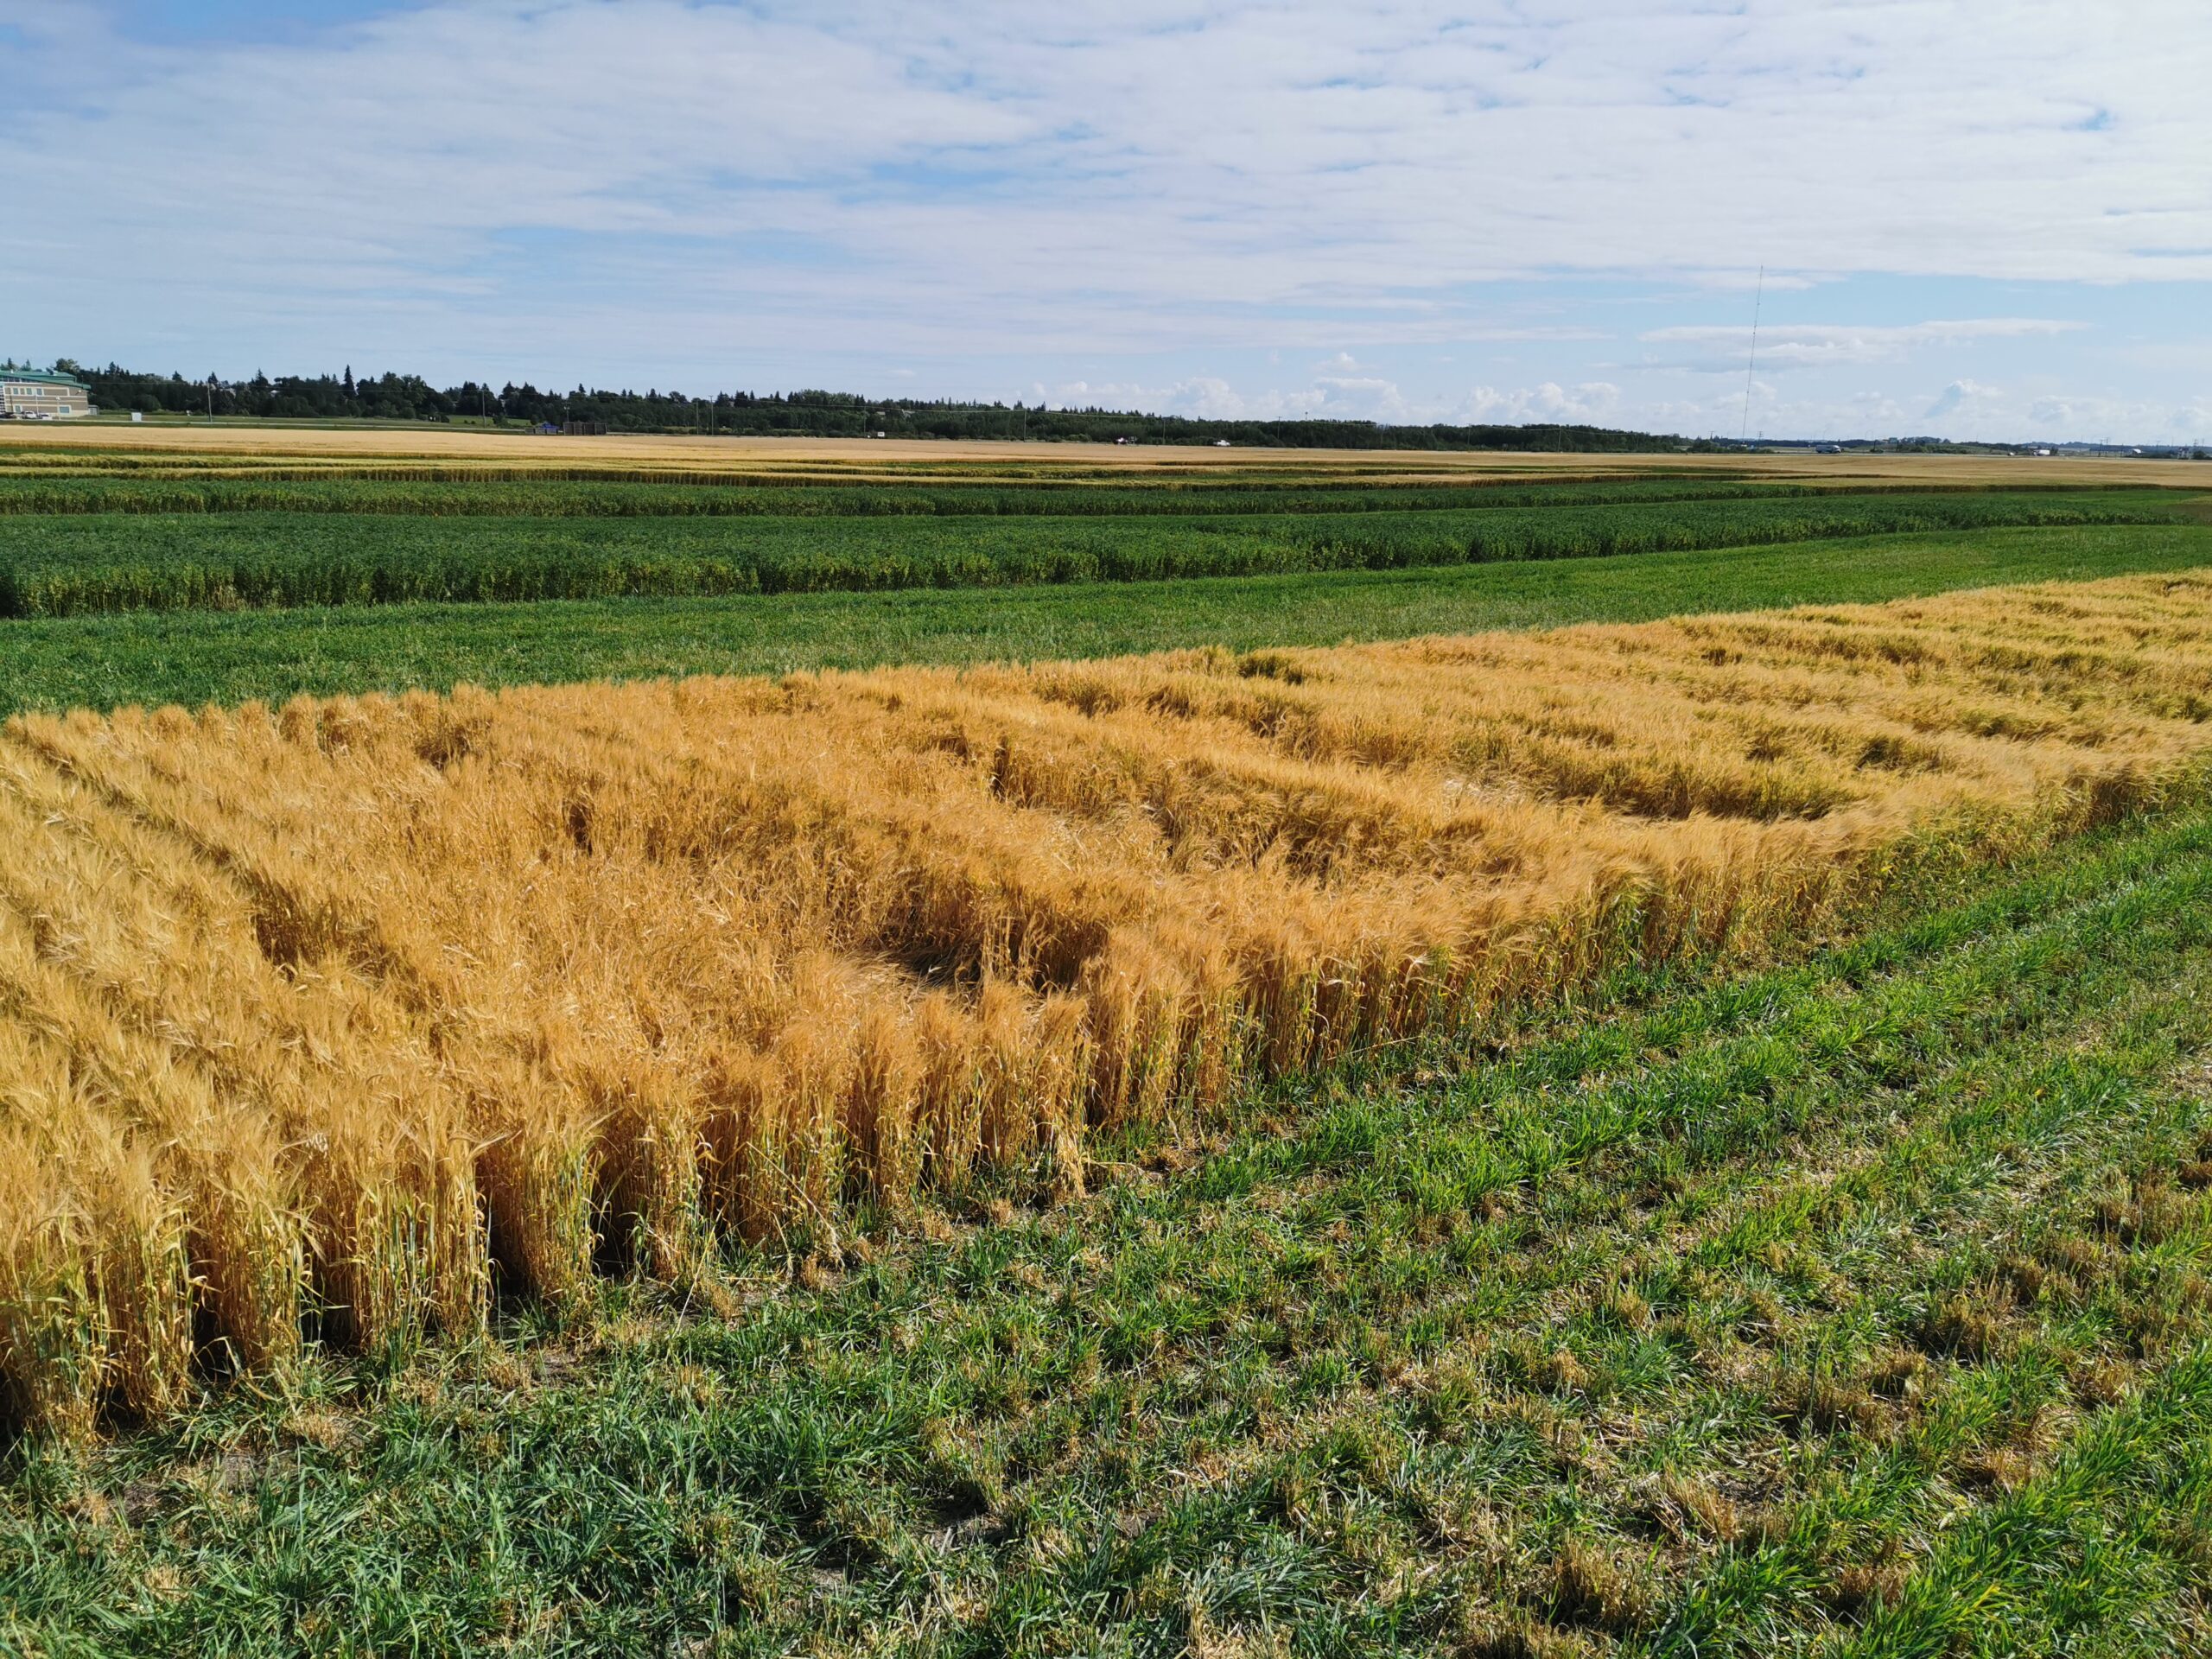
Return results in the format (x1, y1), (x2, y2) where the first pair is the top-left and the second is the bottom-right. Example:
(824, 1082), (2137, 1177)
(3, 0), (2208, 442)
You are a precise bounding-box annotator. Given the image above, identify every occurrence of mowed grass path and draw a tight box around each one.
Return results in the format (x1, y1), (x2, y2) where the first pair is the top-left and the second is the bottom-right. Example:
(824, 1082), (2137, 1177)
(3, 521), (2209, 715)
(8, 795), (2212, 1654)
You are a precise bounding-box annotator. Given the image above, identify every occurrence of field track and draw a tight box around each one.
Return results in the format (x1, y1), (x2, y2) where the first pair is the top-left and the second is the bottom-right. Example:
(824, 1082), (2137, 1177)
(7, 569), (2212, 1438)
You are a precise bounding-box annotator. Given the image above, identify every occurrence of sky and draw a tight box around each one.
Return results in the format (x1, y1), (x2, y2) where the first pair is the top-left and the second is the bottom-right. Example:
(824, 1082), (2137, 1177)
(3, 0), (2208, 442)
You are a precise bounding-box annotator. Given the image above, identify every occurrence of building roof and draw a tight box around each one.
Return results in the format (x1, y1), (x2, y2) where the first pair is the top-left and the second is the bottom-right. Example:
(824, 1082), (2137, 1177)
(0, 369), (89, 388)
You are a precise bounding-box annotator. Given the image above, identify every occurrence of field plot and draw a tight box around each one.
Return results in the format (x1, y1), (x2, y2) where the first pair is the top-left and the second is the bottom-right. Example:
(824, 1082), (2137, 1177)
(0, 475), (1897, 512)
(5, 571), (2212, 1443)
(7, 424), (2212, 488)
(7, 522), (2209, 721)
(12, 747), (2212, 1659)
(0, 491), (2178, 618)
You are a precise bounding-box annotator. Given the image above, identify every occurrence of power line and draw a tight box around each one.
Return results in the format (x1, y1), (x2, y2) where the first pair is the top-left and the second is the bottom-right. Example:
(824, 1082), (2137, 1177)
(1739, 264), (1764, 445)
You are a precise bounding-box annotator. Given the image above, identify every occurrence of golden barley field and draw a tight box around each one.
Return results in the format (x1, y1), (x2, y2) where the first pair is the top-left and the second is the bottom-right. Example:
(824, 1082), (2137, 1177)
(5, 569), (2212, 1435)
(4, 422), (2208, 489)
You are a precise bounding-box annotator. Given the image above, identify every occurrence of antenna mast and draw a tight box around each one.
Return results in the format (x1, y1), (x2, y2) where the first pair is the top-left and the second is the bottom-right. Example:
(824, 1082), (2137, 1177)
(1739, 264), (1764, 445)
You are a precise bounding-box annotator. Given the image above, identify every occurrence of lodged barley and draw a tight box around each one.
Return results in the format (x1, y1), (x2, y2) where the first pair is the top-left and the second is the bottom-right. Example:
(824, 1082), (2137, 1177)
(3, 569), (2212, 1432)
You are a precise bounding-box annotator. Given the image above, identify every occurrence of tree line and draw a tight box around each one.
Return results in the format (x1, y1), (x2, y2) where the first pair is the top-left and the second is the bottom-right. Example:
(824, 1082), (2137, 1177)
(50, 359), (1694, 451)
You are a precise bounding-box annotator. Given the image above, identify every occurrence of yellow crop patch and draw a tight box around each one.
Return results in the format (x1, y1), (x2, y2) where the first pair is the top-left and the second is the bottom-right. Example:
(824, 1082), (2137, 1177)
(4, 569), (2212, 1433)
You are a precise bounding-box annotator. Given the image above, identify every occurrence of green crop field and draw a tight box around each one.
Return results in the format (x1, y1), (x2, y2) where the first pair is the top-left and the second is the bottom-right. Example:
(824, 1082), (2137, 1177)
(0, 489), (2186, 618)
(6, 456), (2212, 1657)
(0, 471), (2167, 518)
(0, 473), (1854, 516)
(2, 520), (2208, 715)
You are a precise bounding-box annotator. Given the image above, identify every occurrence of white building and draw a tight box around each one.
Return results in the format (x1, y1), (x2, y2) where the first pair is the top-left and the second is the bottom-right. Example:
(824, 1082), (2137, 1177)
(0, 369), (93, 419)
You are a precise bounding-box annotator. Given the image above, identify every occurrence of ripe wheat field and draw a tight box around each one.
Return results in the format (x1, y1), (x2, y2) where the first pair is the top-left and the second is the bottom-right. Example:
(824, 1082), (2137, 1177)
(9, 425), (2212, 489)
(6, 569), (2212, 1439)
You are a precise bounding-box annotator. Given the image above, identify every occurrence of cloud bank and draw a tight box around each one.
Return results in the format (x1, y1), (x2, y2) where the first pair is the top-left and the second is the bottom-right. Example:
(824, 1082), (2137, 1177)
(2, 0), (2206, 440)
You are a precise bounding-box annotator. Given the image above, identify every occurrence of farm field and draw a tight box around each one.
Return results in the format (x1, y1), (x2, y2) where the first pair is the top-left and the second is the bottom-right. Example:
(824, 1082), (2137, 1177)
(0, 492), (2181, 618)
(18, 3), (2209, 1650)
(0, 474), (1999, 512)
(8, 569), (2212, 1427)
(2, 522), (2209, 717)
(5, 448), (2212, 1656)
(9, 424), (2212, 489)
(7, 755), (2212, 1654)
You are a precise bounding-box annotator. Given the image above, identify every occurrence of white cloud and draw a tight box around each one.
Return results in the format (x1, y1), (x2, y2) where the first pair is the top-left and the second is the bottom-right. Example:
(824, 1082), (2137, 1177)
(1459, 327), (1614, 343)
(1642, 319), (2088, 373)
(1043, 374), (1406, 422)
(1463, 382), (1624, 424)
(1043, 370), (2205, 445)
(0, 0), (2202, 442)
(2020, 393), (2212, 443)
(1925, 379), (2000, 419)
(1039, 374), (1631, 428)
(1685, 271), (1823, 294)
(1312, 378), (1413, 421)
(4, 0), (2210, 362)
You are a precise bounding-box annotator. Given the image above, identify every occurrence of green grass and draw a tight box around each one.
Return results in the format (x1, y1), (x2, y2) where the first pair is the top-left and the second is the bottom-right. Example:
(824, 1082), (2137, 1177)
(3, 521), (2209, 715)
(9, 785), (2212, 1656)
(0, 491), (2184, 617)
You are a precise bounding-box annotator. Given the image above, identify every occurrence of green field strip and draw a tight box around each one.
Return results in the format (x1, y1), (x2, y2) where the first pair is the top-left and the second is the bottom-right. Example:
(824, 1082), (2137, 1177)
(2, 522), (2208, 717)
(0, 474), (1843, 516)
(0, 474), (2187, 518)
(0, 490), (2179, 619)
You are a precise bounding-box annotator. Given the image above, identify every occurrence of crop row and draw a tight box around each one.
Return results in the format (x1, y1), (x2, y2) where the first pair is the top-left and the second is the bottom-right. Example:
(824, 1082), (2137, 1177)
(0, 492), (2181, 617)
(8, 524), (2205, 721)
(0, 474), (1868, 518)
(0, 448), (1698, 485)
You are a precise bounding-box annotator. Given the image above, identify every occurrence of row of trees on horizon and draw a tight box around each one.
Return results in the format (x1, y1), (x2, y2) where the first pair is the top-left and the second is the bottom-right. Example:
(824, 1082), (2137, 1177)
(54, 359), (2187, 455)
(51, 359), (1692, 452)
